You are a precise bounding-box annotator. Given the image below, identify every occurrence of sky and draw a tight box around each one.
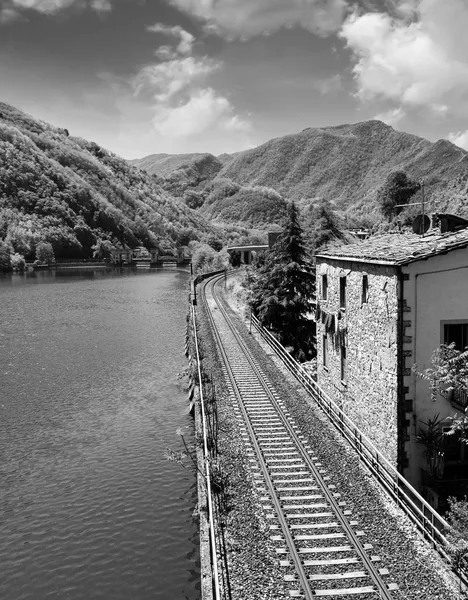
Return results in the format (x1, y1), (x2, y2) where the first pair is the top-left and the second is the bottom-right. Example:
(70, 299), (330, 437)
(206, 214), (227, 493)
(1, 0), (468, 159)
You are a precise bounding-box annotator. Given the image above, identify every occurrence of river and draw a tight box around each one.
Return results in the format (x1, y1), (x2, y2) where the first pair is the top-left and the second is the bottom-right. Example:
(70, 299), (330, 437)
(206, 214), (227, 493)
(0, 268), (200, 600)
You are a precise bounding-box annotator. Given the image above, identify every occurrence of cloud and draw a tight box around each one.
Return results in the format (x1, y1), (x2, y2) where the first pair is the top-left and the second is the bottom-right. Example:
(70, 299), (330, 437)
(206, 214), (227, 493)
(339, 0), (468, 115)
(374, 107), (405, 127)
(448, 130), (468, 151)
(147, 22), (195, 55)
(314, 74), (343, 95)
(168, 0), (347, 38)
(131, 55), (220, 103)
(151, 87), (251, 138)
(126, 24), (253, 153)
(0, 0), (111, 21)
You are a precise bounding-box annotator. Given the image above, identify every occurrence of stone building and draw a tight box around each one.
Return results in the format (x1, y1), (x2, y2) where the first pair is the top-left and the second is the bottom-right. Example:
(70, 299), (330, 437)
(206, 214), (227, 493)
(315, 214), (468, 509)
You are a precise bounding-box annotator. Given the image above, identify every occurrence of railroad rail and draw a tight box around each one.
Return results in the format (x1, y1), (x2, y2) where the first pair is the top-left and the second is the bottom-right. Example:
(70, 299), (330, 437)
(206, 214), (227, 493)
(201, 272), (399, 599)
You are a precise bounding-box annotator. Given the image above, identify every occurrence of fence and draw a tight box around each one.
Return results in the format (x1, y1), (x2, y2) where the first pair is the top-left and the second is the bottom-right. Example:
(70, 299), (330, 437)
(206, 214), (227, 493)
(250, 313), (468, 586)
(191, 302), (222, 600)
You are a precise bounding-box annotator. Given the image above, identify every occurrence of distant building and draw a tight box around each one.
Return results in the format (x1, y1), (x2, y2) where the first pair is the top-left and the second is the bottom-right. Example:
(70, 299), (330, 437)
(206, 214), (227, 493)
(315, 214), (468, 510)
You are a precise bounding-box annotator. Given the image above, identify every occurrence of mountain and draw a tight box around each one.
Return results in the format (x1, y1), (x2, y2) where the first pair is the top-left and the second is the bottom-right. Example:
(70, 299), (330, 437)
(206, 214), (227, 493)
(216, 121), (468, 221)
(0, 102), (214, 262)
(133, 121), (468, 228)
(130, 152), (223, 179)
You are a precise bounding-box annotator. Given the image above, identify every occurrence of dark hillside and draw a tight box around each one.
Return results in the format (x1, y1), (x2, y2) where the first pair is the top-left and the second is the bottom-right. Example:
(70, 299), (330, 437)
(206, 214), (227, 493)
(0, 101), (214, 261)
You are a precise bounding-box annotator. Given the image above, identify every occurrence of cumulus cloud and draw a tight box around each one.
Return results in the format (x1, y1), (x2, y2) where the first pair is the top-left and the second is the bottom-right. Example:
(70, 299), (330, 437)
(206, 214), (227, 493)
(374, 107), (405, 127)
(132, 56), (220, 103)
(129, 24), (252, 152)
(147, 22), (195, 55)
(0, 0), (111, 21)
(339, 0), (468, 115)
(448, 130), (468, 151)
(151, 87), (251, 138)
(168, 0), (347, 38)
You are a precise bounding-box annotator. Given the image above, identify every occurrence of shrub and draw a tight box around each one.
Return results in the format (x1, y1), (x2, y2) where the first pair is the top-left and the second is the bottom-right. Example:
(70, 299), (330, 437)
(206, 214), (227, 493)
(36, 241), (55, 264)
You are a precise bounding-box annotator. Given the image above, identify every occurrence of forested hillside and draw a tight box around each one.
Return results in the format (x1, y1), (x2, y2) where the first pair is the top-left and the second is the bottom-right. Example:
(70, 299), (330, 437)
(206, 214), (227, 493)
(0, 102), (214, 262)
(133, 121), (468, 228)
(217, 121), (468, 222)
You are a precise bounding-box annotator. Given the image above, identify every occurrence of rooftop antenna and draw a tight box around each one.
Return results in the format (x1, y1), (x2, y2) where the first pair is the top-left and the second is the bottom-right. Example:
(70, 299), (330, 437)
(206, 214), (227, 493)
(395, 179), (430, 236)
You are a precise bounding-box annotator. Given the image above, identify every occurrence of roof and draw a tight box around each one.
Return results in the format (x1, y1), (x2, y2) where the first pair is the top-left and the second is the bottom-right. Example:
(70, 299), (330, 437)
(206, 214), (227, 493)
(316, 227), (468, 266)
(227, 245), (269, 252)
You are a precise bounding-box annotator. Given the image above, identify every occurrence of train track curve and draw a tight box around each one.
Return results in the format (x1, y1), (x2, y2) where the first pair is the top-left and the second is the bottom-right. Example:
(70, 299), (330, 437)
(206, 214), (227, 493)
(201, 272), (399, 599)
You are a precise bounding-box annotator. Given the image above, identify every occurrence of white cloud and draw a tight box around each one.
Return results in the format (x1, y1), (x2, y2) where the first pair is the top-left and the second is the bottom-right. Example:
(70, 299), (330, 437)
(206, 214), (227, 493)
(339, 0), (468, 115)
(127, 25), (253, 153)
(152, 87), (251, 138)
(131, 56), (220, 103)
(374, 107), (405, 127)
(168, 0), (347, 38)
(0, 0), (112, 20)
(147, 23), (195, 55)
(448, 130), (468, 151)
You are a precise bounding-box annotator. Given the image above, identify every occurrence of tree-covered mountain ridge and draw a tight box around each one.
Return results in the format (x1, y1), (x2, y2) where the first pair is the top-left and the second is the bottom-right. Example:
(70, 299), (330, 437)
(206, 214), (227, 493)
(133, 121), (468, 225)
(0, 101), (215, 262)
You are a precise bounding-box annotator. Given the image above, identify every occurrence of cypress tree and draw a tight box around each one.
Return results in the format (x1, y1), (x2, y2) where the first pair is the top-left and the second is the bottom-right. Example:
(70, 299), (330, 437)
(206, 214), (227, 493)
(251, 202), (315, 360)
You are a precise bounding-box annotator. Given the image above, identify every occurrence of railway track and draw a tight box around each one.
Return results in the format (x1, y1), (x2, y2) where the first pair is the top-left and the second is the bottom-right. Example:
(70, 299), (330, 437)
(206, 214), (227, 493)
(202, 272), (399, 599)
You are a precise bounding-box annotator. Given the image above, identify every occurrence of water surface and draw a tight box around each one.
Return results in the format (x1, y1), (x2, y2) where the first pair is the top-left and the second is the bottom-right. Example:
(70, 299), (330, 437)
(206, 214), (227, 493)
(0, 268), (199, 599)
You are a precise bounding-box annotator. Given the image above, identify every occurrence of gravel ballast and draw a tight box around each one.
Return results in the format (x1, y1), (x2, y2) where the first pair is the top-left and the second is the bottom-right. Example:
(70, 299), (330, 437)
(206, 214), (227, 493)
(195, 274), (462, 600)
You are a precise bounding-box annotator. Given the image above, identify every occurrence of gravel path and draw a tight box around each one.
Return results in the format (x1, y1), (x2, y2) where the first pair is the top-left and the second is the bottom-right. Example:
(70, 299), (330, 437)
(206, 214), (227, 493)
(196, 274), (462, 599)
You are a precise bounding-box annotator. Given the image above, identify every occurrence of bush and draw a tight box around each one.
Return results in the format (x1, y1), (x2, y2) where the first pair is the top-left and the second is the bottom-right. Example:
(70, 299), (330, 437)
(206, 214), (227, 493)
(10, 252), (25, 271)
(36, 241), (55, 264)
(0, 242), (11, 271)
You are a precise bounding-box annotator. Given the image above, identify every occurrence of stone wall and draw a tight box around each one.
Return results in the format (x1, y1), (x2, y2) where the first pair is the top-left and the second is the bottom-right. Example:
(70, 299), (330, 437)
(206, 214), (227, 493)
(316, 258), (400, 466)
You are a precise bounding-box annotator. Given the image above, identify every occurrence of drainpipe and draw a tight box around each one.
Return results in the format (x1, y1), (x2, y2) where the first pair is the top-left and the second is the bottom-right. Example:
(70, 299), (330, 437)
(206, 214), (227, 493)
(397, 266), (405, 475)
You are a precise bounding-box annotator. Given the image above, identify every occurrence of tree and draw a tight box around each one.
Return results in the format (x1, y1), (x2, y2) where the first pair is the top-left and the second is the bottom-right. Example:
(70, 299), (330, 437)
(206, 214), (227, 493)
(249, 202), (315, 360)
(445, 496), (468, 577)
(0, 242), (11, 271)
(413, 343), (468, 443)
(36, 241), (55, 264)
(305, 200), (344, 251)
(377, 171), (420, 220)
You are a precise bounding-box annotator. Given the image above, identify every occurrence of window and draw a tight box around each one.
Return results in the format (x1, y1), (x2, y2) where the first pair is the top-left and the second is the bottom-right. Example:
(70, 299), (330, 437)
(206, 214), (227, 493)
(340, 344), (346, 382)
(361, 275), (368, 304)
(322, 274), (328, 301)
(340, 276), (346, 309)
(444, 322), (468, 351)
(323, 335), (328, 368)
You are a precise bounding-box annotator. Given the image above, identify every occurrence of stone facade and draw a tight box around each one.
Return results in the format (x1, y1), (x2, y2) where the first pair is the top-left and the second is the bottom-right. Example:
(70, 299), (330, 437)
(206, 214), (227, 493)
(316, 258), (400, 466)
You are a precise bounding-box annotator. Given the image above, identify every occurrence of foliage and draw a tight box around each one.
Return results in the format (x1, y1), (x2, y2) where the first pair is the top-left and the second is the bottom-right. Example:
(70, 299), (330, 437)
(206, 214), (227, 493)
(10, 252), (26, 271)
(413, 344), (468, 444)
(191, 242), (229, 275)
(0, 242), (11, 271)
(202, 181), (288, 228)
(248, 202), (315, 360)
(36, 241), (55, 264)
(446, 496), (468, 574)
(416, 414), (445, 478)
(304, 200), (345, 251)
(0, 101), (215, 261)
(206, 235), (223, 252)
(377, 171), (420, 220)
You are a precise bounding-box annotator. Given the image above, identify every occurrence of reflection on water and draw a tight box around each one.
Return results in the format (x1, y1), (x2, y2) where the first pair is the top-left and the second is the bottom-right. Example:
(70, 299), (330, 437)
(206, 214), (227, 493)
(0, 268), (200, 600)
